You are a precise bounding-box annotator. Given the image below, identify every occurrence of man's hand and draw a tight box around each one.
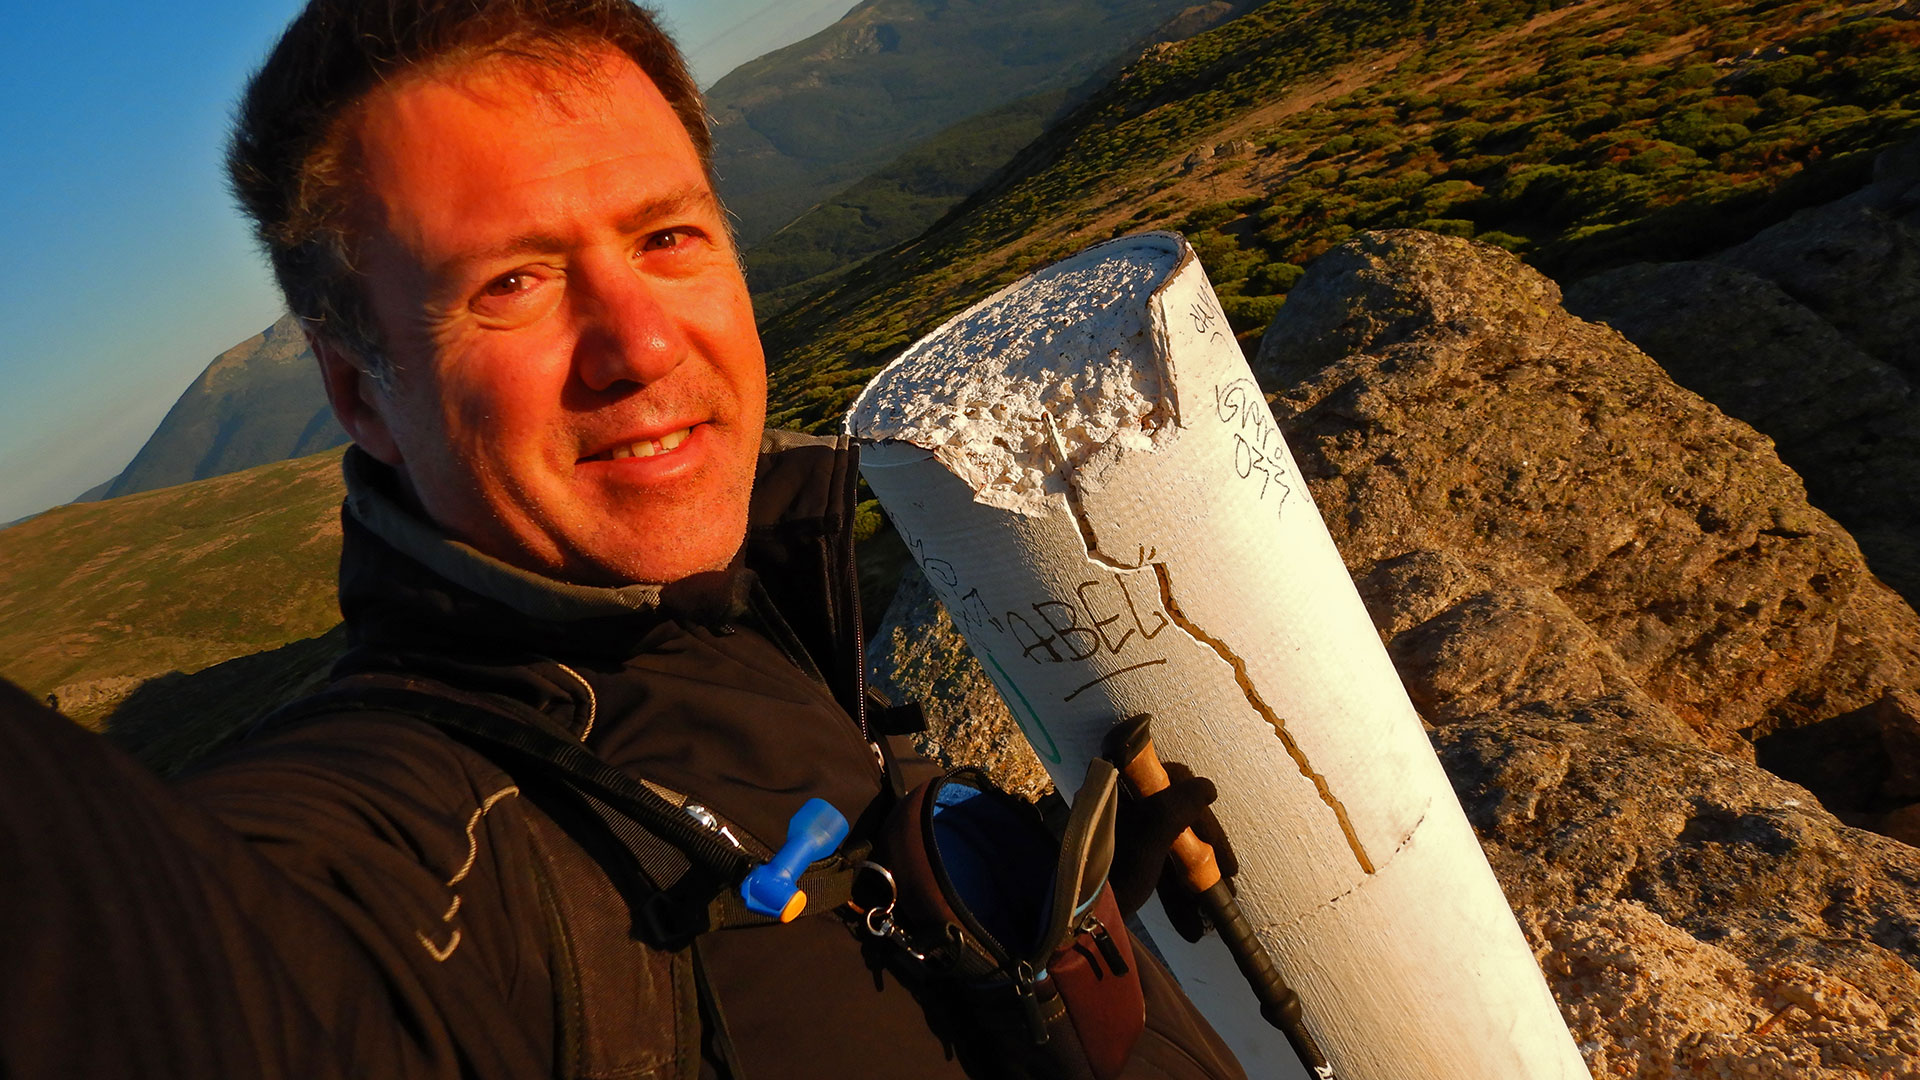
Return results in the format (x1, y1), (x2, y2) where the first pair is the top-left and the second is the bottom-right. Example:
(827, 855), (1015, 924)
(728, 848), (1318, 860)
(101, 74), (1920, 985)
(1110, 772), (1237, 941)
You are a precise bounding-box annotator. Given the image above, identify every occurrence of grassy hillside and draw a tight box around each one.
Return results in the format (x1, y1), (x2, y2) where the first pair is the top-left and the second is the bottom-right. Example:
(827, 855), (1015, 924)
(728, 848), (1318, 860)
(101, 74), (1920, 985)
(741, 4), (1263, 315)
(758, 0), (1920, 432)
(746, 87), (1076, 315)
(0, 449), (345, 702)
(708, 0), (1256, 242)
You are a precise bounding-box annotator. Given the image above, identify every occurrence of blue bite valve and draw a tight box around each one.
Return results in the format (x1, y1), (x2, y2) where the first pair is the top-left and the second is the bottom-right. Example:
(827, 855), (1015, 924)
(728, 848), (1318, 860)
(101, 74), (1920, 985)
(740, 798), (849, 922)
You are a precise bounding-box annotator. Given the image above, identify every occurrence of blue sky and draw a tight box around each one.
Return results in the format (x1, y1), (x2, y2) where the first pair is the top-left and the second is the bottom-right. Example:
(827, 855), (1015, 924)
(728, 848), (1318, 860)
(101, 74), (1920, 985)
(0, 0), (851, 525)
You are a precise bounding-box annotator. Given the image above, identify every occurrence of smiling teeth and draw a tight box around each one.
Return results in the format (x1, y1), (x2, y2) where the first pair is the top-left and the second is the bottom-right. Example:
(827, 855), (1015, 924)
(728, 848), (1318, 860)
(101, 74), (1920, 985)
(608, 428), (691, 460)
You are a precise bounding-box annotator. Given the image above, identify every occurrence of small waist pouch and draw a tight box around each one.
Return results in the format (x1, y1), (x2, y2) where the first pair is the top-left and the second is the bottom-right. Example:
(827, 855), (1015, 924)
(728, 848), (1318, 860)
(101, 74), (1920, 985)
(872, 759), (1144, 1080)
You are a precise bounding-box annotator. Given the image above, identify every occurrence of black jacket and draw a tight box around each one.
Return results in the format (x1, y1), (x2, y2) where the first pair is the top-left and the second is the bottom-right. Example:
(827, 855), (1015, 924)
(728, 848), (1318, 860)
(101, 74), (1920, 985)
(0, 433), (1241, 1080)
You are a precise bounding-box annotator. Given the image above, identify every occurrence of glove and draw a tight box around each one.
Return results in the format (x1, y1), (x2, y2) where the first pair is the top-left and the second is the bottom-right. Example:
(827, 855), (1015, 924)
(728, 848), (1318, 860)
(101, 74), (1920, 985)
(1108, 765), (1238, 942)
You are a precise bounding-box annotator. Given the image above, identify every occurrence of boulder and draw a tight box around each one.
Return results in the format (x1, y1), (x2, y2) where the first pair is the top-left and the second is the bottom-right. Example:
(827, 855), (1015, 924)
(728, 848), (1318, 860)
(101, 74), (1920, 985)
(43, 675), (152, 730)
(1563, 209), (1920, 610)
(1439, 709), (1920, 1080)
(1714, 187), (1920, 385)
(1253, 230), (1920, 754)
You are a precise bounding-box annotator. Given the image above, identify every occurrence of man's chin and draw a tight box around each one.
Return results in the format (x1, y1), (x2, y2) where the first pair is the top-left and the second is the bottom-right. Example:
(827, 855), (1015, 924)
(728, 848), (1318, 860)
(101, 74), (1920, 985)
(565, 532), (747, 589)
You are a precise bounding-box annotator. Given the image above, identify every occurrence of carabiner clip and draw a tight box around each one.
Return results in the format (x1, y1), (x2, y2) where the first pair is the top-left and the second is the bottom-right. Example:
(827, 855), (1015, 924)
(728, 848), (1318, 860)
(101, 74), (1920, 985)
(849, 860), (929, 962)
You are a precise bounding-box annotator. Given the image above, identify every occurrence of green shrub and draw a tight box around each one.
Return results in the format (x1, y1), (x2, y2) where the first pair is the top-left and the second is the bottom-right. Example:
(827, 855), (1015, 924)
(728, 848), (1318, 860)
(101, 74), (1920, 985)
(1477, 230), (1531, 252)
(1759, 87), (1819, 116)
(1249, 261), (1307, 293)
(1671, 63), (1718, 88)
(852, 500), (885, 544)
(1221, 294), (1287, 336)
(1355, 126), (1399, 150)
(1310, 134), (1357, 159)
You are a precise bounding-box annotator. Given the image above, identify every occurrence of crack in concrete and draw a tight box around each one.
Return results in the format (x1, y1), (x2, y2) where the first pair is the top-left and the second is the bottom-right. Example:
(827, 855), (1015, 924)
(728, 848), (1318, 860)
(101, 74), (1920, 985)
(1310, 803), (1429, 920)
(1054, 468), (1373, 873)
(1153, 561), (1376, 875)
(1049, 411), (1146, 573)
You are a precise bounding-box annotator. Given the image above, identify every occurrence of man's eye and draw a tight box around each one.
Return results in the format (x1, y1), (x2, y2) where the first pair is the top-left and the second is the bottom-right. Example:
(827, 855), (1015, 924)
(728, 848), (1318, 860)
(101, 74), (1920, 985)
(483, 272), (534, 296)
(469, 268), (558, 324)
(642, 229), (692, 252)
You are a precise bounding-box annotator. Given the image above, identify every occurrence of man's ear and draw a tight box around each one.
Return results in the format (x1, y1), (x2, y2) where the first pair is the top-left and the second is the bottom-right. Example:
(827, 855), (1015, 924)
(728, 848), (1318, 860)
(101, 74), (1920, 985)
(312, 334), (404, 467)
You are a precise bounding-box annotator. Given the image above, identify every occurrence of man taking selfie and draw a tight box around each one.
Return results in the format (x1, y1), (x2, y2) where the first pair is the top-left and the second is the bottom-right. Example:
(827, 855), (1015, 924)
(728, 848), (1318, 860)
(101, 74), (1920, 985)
(0, 2), (1243, 1077)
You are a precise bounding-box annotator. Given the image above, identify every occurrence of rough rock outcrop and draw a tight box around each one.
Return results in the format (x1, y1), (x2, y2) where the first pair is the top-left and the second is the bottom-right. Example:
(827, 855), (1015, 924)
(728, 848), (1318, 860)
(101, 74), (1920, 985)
(1441, 711), (1920, 1079)
(1564, 139), (1920, 607)
(1254, 230), (1920, 755)
(868, 230), (1920, 1077)
(1714, 154), (1920, 385)
(43, 675), (151, 729)
(867, 570), (1052, 800)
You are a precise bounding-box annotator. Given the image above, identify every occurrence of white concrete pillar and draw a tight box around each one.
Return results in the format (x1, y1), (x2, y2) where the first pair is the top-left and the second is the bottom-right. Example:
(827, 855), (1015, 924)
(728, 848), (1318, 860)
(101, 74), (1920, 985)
(848, 233), (1589, 1080)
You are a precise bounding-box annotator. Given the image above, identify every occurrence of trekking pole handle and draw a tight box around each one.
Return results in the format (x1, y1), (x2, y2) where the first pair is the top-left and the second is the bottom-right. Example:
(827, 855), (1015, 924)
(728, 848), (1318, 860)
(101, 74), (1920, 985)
(1109, 724), (1221, 894)
(1105, 713), (1338, 1079)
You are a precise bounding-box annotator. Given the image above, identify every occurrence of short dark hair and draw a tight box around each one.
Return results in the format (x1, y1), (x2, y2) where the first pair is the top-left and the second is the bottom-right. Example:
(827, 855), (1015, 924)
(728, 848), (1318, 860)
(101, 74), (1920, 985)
(228, 0), (708, 382)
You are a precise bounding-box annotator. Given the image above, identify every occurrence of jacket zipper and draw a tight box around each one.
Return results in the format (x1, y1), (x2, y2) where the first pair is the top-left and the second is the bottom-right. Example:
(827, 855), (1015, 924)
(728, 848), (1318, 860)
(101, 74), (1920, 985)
(747, 578), (881, 783)
(841, 438), (870, 746)
(1081, 911), (1129, 974)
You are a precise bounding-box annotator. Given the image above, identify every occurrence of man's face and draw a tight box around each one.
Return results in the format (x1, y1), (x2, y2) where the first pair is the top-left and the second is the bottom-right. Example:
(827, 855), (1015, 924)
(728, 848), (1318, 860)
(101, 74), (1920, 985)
(332, 48), (766, 586)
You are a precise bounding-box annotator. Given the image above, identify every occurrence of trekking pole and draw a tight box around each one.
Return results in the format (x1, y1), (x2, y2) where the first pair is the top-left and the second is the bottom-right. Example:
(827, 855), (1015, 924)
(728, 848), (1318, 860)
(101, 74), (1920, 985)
(1105, 713), (1336, 1079)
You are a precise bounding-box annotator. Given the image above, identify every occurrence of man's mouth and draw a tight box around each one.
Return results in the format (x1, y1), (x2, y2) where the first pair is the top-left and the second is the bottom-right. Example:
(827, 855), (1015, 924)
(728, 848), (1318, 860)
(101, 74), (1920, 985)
(583, 426), (693, 462)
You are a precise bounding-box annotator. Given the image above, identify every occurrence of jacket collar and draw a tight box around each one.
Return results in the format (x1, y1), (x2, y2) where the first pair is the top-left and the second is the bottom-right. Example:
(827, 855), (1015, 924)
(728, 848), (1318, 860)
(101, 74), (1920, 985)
(341, 447), (680, 623)
(335, 430), (852, 661)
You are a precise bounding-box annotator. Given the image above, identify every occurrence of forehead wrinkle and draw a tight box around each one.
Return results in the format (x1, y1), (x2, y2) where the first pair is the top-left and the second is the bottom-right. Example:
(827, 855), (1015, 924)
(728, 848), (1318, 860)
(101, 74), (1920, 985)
(613, 188), (717, 234)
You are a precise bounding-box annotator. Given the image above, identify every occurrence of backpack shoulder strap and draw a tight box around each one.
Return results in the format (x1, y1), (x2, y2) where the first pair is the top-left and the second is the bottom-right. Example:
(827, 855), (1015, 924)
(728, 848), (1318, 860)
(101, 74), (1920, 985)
(523, 800), (703, 1080)
(261, 677), (866, 942)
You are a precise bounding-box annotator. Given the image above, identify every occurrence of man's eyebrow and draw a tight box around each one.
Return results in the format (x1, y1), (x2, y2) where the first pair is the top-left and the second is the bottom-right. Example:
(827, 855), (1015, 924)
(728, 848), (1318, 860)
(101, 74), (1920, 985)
(614, 189), (719, 235)
(459, 189), (721, 267)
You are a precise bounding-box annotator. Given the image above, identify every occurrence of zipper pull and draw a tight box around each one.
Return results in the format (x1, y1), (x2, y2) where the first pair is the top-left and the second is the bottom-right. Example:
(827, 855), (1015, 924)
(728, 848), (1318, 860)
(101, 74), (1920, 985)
(683, 803), (744, 851)
(1012, 961), (1052, 1045)
(1081, 914), (1130, 976)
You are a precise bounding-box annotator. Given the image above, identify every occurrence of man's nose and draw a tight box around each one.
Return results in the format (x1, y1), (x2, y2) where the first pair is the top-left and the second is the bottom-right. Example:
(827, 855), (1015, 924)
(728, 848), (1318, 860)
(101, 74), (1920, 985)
(572, 259), (689, 391)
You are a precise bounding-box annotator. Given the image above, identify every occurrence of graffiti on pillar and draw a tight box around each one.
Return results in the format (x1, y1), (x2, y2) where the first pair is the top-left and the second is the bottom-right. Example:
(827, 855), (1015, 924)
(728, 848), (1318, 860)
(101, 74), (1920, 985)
(893, 520), (1175, 751)
(1000, 568), (1170, 704)
(1213, 378), (1294, 520)
(1188, 290), (1231, 348)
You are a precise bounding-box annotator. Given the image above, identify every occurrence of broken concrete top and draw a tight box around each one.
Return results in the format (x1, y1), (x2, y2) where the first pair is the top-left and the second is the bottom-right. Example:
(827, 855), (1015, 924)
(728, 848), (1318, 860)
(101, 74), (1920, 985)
(847, 232), (1182, 515)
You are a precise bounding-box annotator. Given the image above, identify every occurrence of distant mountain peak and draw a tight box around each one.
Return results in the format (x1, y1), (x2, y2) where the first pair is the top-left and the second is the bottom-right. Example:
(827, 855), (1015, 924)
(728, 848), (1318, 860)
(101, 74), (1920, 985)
(100, 314), (345, 501)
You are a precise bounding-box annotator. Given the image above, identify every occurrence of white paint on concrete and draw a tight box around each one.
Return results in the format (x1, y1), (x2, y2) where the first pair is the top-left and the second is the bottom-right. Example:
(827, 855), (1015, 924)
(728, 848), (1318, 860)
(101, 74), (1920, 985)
(847, 237), (1177, 516)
